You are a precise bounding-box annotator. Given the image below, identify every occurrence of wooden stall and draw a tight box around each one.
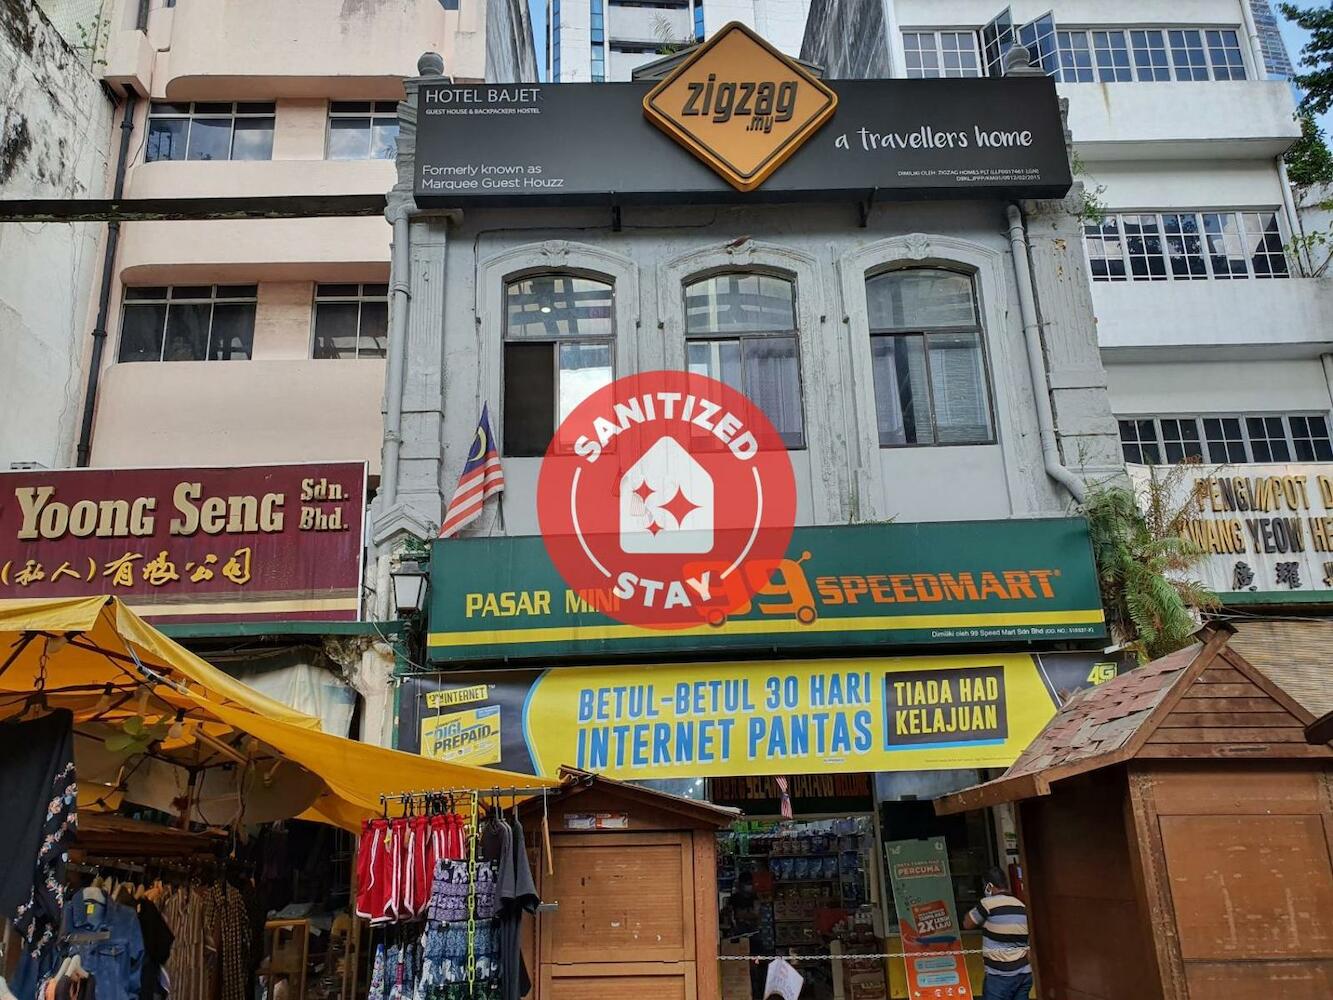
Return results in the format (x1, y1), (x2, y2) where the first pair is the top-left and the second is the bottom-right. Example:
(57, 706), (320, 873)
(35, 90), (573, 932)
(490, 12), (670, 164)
(936, 625), (1333, 1000)
(521, 770), (738, 1000)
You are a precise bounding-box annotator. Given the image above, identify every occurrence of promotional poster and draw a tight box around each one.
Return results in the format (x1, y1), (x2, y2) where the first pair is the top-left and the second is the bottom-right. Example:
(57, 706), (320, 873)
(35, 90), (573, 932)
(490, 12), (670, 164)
(885, 838), (972, 999)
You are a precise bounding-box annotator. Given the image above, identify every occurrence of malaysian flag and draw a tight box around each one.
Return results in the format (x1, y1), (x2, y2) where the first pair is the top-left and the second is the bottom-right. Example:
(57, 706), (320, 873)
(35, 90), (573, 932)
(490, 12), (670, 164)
(439, 404), (505, 538)
(774, 776), (793, 819)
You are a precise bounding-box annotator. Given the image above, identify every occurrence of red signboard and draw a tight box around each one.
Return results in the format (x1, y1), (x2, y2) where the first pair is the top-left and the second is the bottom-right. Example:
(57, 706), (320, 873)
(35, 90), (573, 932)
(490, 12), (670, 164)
(0, 463), (366, 623)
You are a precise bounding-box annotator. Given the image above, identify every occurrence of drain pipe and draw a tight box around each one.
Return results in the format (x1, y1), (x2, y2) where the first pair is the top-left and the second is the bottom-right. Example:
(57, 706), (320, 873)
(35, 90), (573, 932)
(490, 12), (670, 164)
(75, 92), (138, 467)
(1005, 203), (1086, 504)
(379, 203), (413, 507)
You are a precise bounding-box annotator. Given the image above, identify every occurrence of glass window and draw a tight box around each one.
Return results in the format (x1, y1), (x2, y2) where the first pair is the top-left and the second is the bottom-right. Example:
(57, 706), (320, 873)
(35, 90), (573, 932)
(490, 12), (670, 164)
(1091, 30), (1132, 82)
(1290, 415), (1333, 461)
(1056, 31), (1094, 82)
(1206, 29), (1246, 80)
(980, 9), (1015, 77)
(904, 31), (982, 79)
(1241, 211), (1289, 278)
(1122, 214), (1167, 280)
(1126, 414), (1331, 465)
(866, 269), (992, 447)
(313, 283), (389, 359)
(684, 273), (803, 448)
(1016, 14), (1059, 76)
(145, 102), (275, 163)
(1162, 214), (1207, 279)
(1127, 29), (1171, 81)
(1169, 28), (1209, 81)
(1118, 418), (1161, 464)
(1203, 212), (1249, 278)
(327, 101), (399, 160)
(118, 286), (256, 363)
(1159, 418), (1203, 463)
(1084, 219), (1127, 282)
(503, 274), (615, 456)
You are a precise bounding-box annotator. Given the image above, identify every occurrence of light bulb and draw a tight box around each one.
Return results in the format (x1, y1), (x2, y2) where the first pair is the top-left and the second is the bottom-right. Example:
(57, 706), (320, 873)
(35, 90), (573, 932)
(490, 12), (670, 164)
(136, 686), (151, 716)
(92, 684), (114, 714)
(168, 711), (185, 740)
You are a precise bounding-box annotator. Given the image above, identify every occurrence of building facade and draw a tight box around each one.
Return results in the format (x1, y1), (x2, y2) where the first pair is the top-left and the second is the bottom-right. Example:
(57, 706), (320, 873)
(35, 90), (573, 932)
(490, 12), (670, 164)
(546, 0), (810, 81)
(805, 2), (1333, 611)
(379, 27), (1130, 996)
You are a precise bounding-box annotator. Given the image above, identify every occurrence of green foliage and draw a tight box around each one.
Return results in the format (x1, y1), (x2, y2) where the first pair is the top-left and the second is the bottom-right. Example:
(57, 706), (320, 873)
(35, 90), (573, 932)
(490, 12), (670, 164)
(653, 14), (694, 55)
(1068, 150), (1107, 224)
(1286, 112), (1333, 187)
(104, 715), (169, 755)
(1281, 3), (1333, 117)
(1081, 476), (1218, 661)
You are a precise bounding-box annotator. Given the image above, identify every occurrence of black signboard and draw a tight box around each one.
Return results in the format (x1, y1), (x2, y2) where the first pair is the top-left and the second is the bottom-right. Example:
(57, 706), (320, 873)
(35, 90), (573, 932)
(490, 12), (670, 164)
(414, 78), (1072, 207)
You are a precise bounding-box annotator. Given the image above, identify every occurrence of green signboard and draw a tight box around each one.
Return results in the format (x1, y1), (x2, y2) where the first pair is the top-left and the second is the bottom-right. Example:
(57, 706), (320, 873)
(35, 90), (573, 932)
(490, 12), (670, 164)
(426, 518), (1104, 662)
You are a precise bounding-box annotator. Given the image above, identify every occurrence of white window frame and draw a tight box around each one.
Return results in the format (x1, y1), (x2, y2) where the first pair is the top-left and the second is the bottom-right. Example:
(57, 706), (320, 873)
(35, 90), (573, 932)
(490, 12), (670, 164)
(1117, 413), (1333, 465)
(1054, 25), (1248, 83)
(901, 29), (984, 78)
(1084, 209), (1289, 282)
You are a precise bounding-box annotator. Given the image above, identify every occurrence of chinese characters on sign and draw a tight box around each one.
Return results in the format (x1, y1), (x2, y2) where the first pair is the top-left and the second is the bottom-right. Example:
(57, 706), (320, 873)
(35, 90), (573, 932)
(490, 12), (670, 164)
(0, 464), (366, 622)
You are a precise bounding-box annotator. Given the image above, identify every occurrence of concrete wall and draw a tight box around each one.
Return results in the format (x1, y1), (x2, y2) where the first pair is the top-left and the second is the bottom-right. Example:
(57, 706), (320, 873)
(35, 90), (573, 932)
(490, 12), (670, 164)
(0, 0), (114, 470)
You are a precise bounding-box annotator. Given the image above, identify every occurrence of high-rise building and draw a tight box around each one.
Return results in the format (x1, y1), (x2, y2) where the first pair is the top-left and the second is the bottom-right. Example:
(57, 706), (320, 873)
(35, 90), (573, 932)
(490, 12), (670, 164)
(1250, 0), (1296, 79)
(806, 1), (1333, 614)
(546, 0), (810, 81)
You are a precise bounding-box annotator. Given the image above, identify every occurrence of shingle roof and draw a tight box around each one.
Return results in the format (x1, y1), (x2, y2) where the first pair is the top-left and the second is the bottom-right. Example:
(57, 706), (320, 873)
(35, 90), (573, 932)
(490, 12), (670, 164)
(1000, 642), (1201, 781)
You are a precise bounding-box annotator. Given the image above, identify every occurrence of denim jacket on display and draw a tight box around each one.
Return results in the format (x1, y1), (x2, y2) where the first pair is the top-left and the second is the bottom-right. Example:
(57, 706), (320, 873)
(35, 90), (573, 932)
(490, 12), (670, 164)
(61, 890), (144, 1000)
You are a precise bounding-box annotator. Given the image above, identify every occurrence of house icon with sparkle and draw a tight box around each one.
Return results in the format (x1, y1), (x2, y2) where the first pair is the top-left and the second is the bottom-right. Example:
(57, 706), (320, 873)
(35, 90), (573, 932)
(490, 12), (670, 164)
(619, 435), (714, 554)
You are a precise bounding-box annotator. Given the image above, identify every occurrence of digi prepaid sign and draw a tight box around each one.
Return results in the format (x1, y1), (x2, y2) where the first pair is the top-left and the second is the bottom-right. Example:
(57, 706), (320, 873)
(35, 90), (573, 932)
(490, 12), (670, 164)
(415, 56), (1072, 206)
(642, 22), (837, 191)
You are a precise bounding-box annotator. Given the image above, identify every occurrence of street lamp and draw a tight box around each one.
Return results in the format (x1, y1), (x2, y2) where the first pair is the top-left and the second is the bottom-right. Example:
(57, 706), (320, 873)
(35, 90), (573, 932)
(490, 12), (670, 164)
(390, 560), (429, 617)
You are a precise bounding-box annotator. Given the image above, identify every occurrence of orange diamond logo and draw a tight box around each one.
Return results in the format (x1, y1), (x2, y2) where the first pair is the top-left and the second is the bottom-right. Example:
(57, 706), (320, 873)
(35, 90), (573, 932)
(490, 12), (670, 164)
(643, 22), (837, 192)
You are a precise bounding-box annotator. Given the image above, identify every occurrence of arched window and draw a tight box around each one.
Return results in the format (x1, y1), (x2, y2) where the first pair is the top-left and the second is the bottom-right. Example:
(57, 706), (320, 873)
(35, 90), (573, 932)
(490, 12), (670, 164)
(865, 268), (993, 446)
(503, 273), (614, 455)
(683, 272), (804, 448)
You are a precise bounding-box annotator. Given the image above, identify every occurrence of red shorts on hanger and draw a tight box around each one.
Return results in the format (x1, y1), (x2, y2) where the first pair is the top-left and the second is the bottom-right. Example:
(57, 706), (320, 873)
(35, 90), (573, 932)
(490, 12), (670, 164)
(355, 818), (396, 924)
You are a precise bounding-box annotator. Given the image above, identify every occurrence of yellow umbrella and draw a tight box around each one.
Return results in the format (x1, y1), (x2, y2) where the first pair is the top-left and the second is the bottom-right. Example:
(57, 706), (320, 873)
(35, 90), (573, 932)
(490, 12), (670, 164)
(0, 596), (555, 831)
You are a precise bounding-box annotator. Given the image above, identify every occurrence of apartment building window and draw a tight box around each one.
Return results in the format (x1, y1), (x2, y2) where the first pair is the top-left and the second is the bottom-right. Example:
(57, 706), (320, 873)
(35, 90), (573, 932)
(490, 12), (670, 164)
(327, 102), (399, 160)
(504, 274), (614, 456)
(1118, 415), (1333, 464)
(1085, 211), (1287, 281)
(693, 0), (704, 42)
(1053, 27), (1246, 84)
(312, 284), (389, 359)
(903, 31), (982, 78)
(866, 269), (994, 447)
(118, 286), (256, 363)
(145, 102), (275, 162)
(590, 0), (605, 82)
(684, 273), (804, 448)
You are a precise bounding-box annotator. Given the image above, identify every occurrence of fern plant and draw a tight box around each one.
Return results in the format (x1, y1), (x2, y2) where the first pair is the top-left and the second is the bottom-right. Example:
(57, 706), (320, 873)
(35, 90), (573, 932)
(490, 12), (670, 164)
(1081, 473), (1217, 661)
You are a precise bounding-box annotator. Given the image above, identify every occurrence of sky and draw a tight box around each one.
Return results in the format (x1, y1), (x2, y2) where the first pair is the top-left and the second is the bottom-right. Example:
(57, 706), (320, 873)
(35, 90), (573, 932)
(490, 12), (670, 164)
(528, 2), (1329, 128)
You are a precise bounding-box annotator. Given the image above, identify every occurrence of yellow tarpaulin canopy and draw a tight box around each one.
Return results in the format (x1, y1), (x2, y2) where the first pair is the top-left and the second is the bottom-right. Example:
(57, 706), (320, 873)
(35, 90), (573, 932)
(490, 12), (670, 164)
(0, 596), (554, 831)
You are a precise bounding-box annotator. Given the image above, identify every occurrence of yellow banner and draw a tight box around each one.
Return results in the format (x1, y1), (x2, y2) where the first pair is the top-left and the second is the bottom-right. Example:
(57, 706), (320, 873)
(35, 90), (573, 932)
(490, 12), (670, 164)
(522, 655), (1061, 779)
(420, 706), (503, 767)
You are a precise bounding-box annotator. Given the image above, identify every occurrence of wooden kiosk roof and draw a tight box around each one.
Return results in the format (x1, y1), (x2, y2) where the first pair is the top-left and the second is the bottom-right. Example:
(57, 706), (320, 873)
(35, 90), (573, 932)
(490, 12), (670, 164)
(936, 625), (1333, 815)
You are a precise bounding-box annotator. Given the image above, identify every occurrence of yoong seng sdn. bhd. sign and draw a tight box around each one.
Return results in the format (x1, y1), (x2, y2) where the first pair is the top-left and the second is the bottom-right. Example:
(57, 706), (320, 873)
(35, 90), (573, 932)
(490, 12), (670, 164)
(414, 23), (1072, 207)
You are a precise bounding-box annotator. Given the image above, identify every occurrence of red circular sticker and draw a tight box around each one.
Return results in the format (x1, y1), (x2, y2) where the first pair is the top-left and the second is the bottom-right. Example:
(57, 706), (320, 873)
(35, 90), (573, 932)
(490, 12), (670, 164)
(537, 370), (797, 630)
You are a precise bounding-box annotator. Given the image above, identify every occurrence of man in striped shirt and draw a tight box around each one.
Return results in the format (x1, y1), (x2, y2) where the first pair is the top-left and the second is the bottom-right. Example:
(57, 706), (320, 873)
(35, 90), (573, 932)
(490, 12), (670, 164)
(963, 867), (1031, 1000)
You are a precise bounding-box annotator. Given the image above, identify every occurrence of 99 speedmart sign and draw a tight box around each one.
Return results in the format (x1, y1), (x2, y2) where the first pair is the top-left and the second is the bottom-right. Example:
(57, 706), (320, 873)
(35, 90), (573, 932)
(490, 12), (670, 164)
(414, 25), (1071, 207)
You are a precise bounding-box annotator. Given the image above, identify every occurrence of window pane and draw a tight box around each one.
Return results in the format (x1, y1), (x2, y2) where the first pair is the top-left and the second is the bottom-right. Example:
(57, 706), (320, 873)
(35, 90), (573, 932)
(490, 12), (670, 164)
(744, 336), (803, 447)
(1292, 415), (1333, 461)
(312, 302), (360, 359)
(1092, 30), (1132, 82)
(1129, 29), (1170, 81)
(866, 269), (976, 330)
(871, 334), (931, 446)
(557, 341), (613, 445)
(685, 273), (796, 334)
(1118, 419), (1146, 464)
(118, 304), (167, 362)
(1247, 416), (1290, 462)
(328, 117), (372, 159)
(331, 101), (373, 113)
(1057, 31), (1094, 83)
(231, 117), (274, 160)
(506, 275), (614, 339)
(208, 303), (255, 360)
(1085, 219), (1127, 281)
(927, 330), (992, 443)
(1123, 214), (1167, 280)
(687, 339), (743, 390)
(358, 301), (389, 358)
(162, 303), (211, 361)
(1203, 417), (1247, 463)
(1242, 212), (1288, 278)
(1160, 417), (1203, 463)
(146, 117), (188, 162)
(1170, 28), (1209, 81)
(371, 121), (399, 160)
(1203, 213), (1248, 278)
(1162, 214), (1207, 278)
(504, 341), (556, 457)
(186, 117), (232, 161)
